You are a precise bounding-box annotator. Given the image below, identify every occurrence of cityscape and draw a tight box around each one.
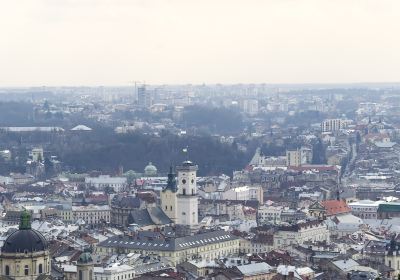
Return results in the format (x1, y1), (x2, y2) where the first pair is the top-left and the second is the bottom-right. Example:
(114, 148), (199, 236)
(1, 1), (400, 280)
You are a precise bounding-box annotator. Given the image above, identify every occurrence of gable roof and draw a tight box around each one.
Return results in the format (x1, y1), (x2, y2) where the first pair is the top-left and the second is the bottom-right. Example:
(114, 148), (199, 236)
(321, 200), (351, 216)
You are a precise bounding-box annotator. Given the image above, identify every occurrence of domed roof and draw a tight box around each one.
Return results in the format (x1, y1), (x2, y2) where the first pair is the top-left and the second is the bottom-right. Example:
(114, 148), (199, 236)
(2, 210), (47, 254)
(78, 252), (93, 264)
(144, 162), (157, 176)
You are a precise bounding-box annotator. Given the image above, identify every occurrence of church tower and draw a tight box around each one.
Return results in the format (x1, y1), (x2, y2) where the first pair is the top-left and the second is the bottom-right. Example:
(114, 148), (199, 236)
(176, 161), (198, 227)
(77, 252), (94, 280)
(161, 166), (178, 223)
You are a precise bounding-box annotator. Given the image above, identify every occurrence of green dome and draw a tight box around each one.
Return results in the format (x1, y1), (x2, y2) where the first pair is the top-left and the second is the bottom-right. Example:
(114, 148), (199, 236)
(78, 252), (93, 264)
(144, 162), (157, 176)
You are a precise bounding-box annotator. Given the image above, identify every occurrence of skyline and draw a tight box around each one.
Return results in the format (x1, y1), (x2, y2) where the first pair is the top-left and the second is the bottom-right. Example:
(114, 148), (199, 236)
(1, 0), (400, 86)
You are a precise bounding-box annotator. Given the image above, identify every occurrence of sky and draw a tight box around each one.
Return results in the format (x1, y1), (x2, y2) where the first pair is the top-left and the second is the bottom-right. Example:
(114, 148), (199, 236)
(1, 0), (400, 86)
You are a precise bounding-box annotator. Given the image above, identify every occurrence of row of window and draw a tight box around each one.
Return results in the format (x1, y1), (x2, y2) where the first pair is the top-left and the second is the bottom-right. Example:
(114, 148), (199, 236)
(4, 263), (44, 276)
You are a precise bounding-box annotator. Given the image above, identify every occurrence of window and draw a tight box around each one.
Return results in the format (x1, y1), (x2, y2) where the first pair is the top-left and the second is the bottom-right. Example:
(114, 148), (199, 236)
(170, 206), (172, 211)
(24, 265), (29, 276)
(39, 264), (43, 274)
(182, 179), (186, 184)
(192, 189), (194, 195)
(182, 188), (186, 195)
(79, 270), (83, 280)
(5, 265), (9, 276)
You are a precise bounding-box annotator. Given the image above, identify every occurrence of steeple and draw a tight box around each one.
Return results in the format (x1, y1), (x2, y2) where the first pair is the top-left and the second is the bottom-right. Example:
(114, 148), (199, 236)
(165, 166), (177, 192)
(19, 209), (31, 230)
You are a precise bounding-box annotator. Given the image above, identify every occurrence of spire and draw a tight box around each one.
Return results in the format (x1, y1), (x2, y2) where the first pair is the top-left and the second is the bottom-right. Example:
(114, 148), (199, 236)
(165, 166), (177, 192)
(19, 210), (31, 230)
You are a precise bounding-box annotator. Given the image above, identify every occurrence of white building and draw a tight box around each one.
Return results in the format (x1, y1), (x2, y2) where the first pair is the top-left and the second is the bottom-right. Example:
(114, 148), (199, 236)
(286, 150), (301, 167)
(72, 205), (110, 225)
(273, 221), (330, 249)
(258, 205), (283, 224)
(176, 161), (199, 227)
(222, 186), (263, 204)
(85, 175), (127, 192)
(94, 264), (135, 280)
(241, 99), (259, 116)
(321, 119), (349, 132)
(348, 200), (382, 219)
(249, 148), (286, 168)
(161, 161), (199, 229)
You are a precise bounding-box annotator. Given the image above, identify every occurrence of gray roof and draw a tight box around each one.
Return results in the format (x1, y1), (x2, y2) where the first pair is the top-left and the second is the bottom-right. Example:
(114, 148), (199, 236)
(98, 230), (238, 251)
(112, 195), (141, 209)
(128, 207), (171, 226)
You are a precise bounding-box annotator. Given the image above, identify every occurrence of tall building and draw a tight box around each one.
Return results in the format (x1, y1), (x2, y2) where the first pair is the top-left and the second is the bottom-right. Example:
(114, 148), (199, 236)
(137, 85), (152, 108)
(160, 167), (178, 223)
(176, 161), (199, 227)
(321, 119), (348, 132)
(286, 150), (301, 167)
(0, 210), (51, 279)
(137, 85), (146, 107)
(161, 161), (199, 230)
(77, 252), (94, 280)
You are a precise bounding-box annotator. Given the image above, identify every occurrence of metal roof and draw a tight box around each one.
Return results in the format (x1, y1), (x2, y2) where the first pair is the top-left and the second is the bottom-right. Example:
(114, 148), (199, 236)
(98, 230), (238, 252)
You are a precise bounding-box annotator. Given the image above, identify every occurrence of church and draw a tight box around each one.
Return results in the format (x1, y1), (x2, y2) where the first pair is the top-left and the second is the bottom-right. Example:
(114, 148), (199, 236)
(0, 210), (51, 279)
(161, 160), (199, 233)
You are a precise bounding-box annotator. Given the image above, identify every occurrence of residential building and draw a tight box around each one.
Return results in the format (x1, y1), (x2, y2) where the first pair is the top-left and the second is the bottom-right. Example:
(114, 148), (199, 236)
(85, 175), (127, 192)
(321, 119), (349, 132)
(348, 200), (381, 219)
(72, 205), (111, 225)
(94, 264), (135, 280)
(258, 205), (282, 224)
(273, 221), (330, 249)
(286, 150), (301, 167)
(96, 230), (240, 265)
(222, 186), (263, 204)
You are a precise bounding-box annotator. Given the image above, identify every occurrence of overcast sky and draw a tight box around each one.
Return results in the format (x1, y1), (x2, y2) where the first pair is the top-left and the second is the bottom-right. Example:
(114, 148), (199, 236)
(1, 0), (399, 86)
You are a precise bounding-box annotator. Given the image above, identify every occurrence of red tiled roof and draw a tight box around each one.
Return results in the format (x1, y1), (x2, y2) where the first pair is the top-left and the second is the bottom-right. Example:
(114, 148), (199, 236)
(321, 200), (350, 216)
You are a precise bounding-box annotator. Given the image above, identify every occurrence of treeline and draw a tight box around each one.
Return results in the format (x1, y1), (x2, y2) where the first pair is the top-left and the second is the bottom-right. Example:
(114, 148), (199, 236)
(180, 105), (245, 135)
(57, 130), (249, 176)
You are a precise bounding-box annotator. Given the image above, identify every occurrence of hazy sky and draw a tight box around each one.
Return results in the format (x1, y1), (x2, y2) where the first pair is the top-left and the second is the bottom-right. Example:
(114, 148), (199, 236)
(1, 0), (400, 86)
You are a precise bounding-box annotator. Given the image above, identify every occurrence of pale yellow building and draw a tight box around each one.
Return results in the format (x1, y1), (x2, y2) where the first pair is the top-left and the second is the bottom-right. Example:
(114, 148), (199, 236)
(96, 230), (240, 265)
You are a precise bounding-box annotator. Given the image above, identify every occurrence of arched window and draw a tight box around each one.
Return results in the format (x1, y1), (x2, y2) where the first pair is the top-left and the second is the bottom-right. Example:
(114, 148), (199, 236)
(39, 264), (43, 274)
(170, 206), (172, 211)
(24, 265), (29, 276)
(79, 270), (83, 280)
(5, 265), (9, 276)
(191, 189), (194, 195)
(182, 188), (186, 195)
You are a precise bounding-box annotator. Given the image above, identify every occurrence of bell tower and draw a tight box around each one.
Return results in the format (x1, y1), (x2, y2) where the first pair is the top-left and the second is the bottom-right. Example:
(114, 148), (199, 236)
(161, 166), (178, 222)
(176, 161), (198, 227)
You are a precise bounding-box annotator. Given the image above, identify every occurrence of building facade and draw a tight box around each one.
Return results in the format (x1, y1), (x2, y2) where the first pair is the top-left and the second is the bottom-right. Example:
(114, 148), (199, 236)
(273, 221), (330, 249)
(96, 230), (240, 266)
(72, 205), (111, 225)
